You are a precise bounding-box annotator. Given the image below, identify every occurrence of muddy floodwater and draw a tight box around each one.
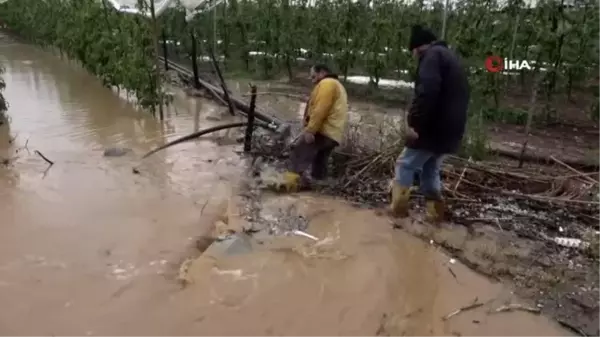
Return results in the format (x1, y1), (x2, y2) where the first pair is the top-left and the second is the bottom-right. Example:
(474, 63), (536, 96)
(0, 35), (572, 335)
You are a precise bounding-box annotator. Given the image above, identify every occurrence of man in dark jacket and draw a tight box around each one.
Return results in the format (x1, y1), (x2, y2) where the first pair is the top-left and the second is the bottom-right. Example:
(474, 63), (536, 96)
(389, 25), (470, 224)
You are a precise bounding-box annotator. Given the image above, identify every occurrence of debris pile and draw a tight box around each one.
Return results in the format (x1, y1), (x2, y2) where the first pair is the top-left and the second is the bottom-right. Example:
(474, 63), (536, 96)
(237, 169), (311, 236)
(249, 127), (599, 255)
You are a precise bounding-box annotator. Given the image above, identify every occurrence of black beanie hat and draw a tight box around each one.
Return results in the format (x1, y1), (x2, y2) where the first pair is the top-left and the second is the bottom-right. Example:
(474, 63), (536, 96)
(408, 25), (437, 51)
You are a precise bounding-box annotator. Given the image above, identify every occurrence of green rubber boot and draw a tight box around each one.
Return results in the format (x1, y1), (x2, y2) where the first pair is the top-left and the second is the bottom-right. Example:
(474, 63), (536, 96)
(389, 182), (411, 218)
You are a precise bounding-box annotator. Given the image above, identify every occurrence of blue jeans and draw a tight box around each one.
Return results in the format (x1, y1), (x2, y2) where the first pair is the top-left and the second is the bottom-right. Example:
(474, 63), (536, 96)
(394, 147), (445, 200)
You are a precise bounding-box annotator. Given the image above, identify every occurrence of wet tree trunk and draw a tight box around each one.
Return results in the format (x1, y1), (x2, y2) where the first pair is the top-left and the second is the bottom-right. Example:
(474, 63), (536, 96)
(543, 0), (566, 123)
(161, 28), (169, 71)
(518, 71), (542, 168)
(243, 85), (257, 152)
(149, 0), (164, 120)
(189, 30), (200, 89)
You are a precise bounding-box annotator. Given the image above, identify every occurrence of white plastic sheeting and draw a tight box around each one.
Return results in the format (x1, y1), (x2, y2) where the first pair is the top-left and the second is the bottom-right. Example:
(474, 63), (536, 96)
(107, 0), (219, 20)
(0, 0), (553, 13)
(0, 0), (567, 9)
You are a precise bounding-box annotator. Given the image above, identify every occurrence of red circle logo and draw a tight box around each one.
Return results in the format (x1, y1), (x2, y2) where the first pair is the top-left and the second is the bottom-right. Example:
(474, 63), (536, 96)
(485, 55), (503, 73)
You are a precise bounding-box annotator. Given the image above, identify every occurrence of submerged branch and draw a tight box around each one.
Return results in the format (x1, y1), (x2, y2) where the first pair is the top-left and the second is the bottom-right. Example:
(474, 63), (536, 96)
(34, 150), (54, 166)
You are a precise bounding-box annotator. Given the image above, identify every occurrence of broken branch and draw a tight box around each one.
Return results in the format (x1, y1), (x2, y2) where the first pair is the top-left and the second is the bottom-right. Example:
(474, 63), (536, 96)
(550, 155), (599, 185)
(453, 156), (472, 193)
(142, 121), (274, 159)
(491, 303), (541, 314)
(241, 91), (307, 100)
(442, 299), (484, 321)
(34, 150), (54, 166)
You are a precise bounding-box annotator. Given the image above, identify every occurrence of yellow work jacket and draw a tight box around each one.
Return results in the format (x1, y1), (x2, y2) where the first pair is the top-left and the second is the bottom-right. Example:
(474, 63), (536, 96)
(304, 77), (348, 143)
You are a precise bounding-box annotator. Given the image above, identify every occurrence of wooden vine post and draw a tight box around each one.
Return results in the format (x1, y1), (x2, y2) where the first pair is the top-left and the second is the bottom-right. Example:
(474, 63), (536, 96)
(441, 0), (449, 39)
(518, 70), (542, 168)
(189, 29), (201, 89)
(161, 27), (169, 71)
(0, 63), (7, 121)
(211, 0), (217, 55)
(243, 85), (257, 153)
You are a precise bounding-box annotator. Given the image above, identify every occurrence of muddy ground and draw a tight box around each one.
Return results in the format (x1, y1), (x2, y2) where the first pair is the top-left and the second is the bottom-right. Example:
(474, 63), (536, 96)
(166, 67), (599, 336)
(251, 142), (600, 336)
(179, 181), (573, 336)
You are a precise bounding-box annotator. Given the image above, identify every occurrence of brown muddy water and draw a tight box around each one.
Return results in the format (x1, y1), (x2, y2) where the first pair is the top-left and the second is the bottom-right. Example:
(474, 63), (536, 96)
(0, 35), (571, 335)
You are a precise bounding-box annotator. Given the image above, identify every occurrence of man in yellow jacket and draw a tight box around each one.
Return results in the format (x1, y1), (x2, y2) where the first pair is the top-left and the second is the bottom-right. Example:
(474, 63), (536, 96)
(281, 64), (348, 192)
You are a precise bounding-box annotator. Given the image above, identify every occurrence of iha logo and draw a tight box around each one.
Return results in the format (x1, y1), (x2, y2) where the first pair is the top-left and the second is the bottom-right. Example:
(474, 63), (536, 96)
(485, 55), (532, 72)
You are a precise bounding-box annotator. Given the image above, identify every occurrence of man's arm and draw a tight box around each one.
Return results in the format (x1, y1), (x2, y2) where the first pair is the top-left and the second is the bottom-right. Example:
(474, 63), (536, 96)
(305, 80), (337, 134)
(407, 50), (443, 133)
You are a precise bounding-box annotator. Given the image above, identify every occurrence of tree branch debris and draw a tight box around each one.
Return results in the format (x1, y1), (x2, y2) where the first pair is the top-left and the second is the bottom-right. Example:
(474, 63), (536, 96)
(442, 298), (484, 321)
(490, 303), (541, 314)
(34, 150), (54, 166)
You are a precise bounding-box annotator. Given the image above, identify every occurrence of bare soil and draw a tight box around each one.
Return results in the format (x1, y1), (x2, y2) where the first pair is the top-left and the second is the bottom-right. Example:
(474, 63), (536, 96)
(487, 123), (599, 168)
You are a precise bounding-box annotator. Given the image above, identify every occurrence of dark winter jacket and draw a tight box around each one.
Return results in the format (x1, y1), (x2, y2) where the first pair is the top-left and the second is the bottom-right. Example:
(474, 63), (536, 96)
(406, 41), (470, 154)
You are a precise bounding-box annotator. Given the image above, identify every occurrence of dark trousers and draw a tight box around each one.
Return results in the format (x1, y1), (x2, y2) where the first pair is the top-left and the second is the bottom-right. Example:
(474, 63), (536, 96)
(288, 133), (338, 180)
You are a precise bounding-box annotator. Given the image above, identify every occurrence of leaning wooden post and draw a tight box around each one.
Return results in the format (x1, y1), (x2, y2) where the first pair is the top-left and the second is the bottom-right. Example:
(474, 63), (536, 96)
(243, 85), (257, 153)
(208, 44), (236, 116)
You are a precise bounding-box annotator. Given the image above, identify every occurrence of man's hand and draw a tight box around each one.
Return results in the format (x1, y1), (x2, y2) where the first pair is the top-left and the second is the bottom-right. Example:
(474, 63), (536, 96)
(302, 131), (315, 144)
(405, 127), (419, 141)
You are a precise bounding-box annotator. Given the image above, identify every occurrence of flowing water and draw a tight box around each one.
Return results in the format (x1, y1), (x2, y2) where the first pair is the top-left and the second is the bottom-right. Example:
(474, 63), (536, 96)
(0, 34), (571, 335)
